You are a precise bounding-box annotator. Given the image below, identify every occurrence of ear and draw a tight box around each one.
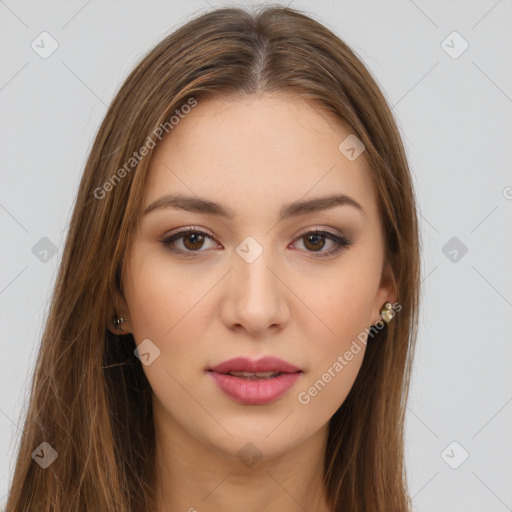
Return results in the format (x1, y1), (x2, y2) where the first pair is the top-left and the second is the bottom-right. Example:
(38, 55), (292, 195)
(105, 264), (132, 335)
(371, 257), (398, 326)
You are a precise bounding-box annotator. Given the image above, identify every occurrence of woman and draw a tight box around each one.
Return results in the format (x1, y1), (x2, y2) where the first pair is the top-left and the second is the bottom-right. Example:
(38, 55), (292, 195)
(5, 5), (420, 511)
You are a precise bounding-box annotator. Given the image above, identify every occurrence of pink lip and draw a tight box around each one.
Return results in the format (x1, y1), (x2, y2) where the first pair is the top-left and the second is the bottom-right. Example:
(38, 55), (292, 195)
(209, 356), (302, 374)
(207, 356), (303, 405)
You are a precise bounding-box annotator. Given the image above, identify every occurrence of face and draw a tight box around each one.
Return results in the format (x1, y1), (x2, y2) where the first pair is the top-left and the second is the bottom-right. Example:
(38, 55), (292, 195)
(113, 93), (395, 460)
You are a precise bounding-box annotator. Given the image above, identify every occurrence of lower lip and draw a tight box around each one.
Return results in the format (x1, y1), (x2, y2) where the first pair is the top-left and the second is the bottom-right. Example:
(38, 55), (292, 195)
(207, 371), (302, 405)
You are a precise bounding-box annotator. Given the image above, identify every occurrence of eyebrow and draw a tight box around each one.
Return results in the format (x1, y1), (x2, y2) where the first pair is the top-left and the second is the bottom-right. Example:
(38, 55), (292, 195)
(143, 192), (366, 220)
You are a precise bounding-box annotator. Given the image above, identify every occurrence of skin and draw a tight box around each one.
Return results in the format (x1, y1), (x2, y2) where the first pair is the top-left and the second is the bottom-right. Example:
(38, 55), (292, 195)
(109, 92), (396, 512)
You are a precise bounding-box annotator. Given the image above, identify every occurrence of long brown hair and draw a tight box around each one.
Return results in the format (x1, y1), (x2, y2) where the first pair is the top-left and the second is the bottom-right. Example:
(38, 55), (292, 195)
(5, 5), (420, 511)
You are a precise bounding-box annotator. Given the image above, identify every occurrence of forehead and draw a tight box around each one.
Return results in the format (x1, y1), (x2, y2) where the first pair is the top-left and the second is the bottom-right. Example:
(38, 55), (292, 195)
(144, 93), (379, 223)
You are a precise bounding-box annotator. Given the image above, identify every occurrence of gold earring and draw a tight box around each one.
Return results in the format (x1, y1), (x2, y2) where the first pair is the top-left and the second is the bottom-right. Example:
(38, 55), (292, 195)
(112, 315), (126, 332)
(379, 302), (395, 323)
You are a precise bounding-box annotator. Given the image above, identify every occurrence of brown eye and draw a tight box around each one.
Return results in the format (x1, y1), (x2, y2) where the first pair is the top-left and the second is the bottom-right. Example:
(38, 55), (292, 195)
(161, 227), (351, 259)
(294, 230), (351, 258)
(161, 227), (217, 255)
(303, 233), (326, 252)
(182, 232), (206, 250)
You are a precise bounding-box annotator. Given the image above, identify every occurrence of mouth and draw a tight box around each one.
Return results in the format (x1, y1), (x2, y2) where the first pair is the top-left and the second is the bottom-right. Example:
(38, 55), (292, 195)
(215, 370), (286, 379)
(206, 356), (303, 405)
(208, 355), (302, 374)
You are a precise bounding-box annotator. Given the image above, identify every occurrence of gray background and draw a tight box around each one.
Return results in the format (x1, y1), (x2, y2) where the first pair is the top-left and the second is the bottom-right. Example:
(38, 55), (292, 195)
(1, 0), (511, 510)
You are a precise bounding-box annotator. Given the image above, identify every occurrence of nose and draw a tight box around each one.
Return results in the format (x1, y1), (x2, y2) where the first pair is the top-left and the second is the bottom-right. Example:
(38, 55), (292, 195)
(220, 248), (290, 337)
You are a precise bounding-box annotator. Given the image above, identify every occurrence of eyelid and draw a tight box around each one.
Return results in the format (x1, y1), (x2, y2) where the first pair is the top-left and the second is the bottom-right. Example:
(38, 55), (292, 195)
(164, 225), (215, 239)
(294, 225), (346, 239)
(160, 225), (351, 258)
(162, 225), (347, 241)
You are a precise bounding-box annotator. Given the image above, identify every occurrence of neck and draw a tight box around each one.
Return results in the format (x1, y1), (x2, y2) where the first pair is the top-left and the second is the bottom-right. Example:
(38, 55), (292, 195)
(151, 400), (332, 512)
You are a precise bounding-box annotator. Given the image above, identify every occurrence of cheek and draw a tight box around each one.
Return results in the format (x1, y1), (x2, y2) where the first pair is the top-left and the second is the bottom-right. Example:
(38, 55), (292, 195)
(294, 297), (368, 426)
(297, 260), (380, 412)
(316, 263), (379, 348)
(125, 252), (194, 337)
(123, 258), (214, 420)
(124, 254), (216, 371)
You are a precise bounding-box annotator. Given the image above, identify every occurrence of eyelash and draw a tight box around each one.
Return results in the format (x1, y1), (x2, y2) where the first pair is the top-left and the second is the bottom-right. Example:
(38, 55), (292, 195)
(160, 226), (351, 259)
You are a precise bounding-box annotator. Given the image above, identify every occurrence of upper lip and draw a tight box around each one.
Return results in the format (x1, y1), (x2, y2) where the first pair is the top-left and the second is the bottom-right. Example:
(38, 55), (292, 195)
(208, 356), (302, 374)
